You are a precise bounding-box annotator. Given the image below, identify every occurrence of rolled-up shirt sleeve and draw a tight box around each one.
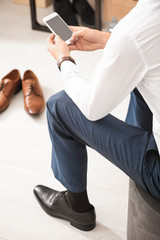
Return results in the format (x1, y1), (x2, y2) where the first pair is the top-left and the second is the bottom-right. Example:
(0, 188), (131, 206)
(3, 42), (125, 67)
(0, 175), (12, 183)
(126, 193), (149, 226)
(61, 32), (147, 121)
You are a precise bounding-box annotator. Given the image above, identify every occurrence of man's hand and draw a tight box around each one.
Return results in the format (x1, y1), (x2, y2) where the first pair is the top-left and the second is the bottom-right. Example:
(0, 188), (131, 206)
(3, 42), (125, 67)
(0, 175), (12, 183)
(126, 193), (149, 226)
(69, 26), (111, 52)
(47, 33), (70, 61)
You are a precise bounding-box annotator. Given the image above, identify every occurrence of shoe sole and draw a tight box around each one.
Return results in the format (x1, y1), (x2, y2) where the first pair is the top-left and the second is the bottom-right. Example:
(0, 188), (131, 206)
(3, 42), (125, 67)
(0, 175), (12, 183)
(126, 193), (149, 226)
(70, 220), (96, 231)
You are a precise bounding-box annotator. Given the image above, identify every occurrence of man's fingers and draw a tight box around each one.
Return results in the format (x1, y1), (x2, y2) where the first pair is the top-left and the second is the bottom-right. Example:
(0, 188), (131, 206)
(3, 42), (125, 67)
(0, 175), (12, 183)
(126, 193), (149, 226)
(49, 33), (55, 41)
(54, 35), (61, 43)
(69, 26), (82, 32)
(70, 31), (82, 42)
(47, 33), (55, 44)
(47, 34), (62, 49)
(68, 44), (77, 51)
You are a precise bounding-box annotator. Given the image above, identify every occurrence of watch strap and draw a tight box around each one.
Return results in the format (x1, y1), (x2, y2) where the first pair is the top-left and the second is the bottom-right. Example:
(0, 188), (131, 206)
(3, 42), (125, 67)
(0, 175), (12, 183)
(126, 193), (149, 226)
(57, 56), (76, 71)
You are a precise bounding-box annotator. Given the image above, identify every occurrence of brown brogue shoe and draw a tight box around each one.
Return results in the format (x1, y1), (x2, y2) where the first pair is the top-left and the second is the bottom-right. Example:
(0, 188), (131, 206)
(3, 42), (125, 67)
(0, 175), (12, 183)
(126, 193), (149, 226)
(0, 69), (22, 112)
(22, 70), (45, 115)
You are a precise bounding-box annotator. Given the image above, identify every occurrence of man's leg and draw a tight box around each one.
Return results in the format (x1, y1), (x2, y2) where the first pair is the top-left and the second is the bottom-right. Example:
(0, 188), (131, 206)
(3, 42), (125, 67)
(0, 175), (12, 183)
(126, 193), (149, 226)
(34, 89), (160, 231)
(126, 88), (160, 198)
(45, 90), (160, 196)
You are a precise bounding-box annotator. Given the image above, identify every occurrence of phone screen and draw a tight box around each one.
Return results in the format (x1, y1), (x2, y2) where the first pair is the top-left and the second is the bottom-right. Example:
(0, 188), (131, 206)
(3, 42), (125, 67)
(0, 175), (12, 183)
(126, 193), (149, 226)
(46, 15), (72, 41)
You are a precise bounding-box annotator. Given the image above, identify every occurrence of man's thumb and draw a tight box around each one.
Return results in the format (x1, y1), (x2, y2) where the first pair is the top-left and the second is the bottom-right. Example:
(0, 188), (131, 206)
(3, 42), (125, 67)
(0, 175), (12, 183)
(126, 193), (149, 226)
(70, 32), (80, 42)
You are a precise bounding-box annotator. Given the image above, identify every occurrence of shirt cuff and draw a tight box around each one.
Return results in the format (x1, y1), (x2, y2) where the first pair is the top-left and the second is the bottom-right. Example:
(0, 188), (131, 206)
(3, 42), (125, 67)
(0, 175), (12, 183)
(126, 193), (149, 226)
(60, 60), (78, 79)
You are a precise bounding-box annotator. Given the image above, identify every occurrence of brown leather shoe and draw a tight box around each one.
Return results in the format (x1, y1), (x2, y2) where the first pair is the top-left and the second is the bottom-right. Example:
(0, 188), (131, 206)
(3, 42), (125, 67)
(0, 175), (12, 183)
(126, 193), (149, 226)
(0, 69), (22, 113)
(22, 70), (45, 115)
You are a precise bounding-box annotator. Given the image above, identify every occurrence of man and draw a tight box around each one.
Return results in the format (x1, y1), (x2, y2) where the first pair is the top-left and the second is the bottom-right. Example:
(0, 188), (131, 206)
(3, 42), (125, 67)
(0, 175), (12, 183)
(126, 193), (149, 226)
(34, 0), (160, 231)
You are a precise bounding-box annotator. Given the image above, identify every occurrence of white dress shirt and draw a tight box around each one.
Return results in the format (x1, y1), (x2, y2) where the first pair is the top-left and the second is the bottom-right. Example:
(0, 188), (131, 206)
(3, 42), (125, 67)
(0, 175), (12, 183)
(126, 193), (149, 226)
(61, 0), (160, 154)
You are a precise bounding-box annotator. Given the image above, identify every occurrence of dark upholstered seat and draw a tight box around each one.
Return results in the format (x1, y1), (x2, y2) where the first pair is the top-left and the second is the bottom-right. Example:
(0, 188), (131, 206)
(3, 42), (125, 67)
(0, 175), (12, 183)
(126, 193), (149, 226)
(127, 179), (160, 240)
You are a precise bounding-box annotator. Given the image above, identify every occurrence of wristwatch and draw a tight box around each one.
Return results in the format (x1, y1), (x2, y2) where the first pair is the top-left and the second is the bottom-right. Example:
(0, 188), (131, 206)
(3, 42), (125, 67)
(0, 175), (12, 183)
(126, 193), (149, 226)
(57, 56), (76, 71)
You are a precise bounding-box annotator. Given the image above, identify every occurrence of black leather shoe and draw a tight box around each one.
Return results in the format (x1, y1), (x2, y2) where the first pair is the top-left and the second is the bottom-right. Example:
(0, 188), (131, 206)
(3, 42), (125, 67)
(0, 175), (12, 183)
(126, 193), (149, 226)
(72, 0), (95, 28)
(54, 0), (79, 26)
(33, 185), (96, 231)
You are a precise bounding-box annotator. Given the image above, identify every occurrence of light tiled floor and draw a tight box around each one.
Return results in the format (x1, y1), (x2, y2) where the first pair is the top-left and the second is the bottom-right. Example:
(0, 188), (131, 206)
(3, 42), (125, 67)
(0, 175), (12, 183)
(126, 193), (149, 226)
(0, 1), (129, 239)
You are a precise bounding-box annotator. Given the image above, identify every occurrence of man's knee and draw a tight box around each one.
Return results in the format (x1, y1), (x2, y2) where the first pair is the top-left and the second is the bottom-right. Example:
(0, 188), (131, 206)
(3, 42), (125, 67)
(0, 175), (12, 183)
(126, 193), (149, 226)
(46, 90), (73, 118)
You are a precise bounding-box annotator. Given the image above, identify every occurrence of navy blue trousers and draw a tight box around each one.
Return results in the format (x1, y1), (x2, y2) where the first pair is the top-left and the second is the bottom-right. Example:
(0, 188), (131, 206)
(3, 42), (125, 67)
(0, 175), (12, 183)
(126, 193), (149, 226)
(46, 88), (160, 199)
